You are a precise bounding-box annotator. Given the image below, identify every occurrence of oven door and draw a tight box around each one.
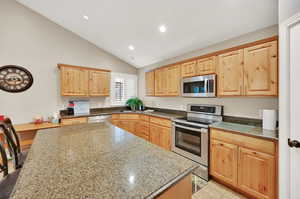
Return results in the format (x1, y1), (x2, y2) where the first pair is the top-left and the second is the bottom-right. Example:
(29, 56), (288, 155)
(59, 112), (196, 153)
(182, 74), (216, 97)
(172, 123), (208, 166)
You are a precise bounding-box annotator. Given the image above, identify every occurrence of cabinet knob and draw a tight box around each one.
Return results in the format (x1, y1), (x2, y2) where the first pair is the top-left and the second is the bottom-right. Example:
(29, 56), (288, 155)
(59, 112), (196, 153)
(288, 138), (300, 148)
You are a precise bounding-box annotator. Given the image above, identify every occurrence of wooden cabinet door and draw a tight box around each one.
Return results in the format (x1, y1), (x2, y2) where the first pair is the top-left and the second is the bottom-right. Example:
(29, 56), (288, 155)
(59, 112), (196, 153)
(60, 66), (89, 96)
(149, 124), (161, 146)
(149, 124), (171, 150)
(195, 56), (216, 75)
(238, 147), (275, 199)
(166, 65), (181, 96)
(244, 41), (278, 96)
(155, 68), (167, 96)
(136, 121), (149, 140)
(145, 71), (155, 96)
(217, 50), (244, 96)
(181, 61), (196, 78)
(159, 126), (171, 150)
(89, 70), (110, 96)
(210, 139), (238, 186)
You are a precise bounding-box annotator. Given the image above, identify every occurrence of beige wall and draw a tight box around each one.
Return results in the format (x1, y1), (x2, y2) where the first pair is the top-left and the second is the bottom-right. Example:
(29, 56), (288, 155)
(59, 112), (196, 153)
(138, 25), (279, 119)
(0, 0), (137, 124)
(279, 0), (300, 22)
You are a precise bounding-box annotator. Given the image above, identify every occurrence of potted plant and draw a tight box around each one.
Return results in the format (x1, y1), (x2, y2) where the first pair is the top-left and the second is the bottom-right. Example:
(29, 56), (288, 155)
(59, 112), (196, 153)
(126, 97), (143, 111)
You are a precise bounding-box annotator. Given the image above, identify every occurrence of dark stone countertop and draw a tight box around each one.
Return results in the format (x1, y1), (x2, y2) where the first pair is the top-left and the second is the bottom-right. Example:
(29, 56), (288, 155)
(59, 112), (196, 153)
(10, 123), (197, 199)
(210, 122), (278, 140)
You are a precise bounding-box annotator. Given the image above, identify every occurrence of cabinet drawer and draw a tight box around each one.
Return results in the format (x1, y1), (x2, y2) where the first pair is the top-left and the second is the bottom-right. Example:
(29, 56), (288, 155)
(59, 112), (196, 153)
(149, 116), (171, 128)
(140, 114), (150, 122)
(111, 114), (120, 120)
(119, 114), (140, 120)
(61, 117), (87, 126)
(211, 128), (276, 155)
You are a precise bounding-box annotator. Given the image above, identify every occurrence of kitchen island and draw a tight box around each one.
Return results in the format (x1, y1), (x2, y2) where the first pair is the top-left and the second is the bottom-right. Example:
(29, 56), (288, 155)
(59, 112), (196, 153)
(10, 122), (197, 199)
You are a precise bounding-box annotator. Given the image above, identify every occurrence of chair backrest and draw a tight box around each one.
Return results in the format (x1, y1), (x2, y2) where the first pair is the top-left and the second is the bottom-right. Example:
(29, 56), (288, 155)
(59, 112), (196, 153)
(3, 118), (20, 154)
(0, 124), (20, 169)
(0, 132), (8, 177)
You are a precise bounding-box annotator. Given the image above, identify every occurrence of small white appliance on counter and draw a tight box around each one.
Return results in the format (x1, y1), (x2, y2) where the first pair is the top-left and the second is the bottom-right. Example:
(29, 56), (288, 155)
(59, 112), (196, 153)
(262, 109), (277, 130)
(73, 100), (90, 116)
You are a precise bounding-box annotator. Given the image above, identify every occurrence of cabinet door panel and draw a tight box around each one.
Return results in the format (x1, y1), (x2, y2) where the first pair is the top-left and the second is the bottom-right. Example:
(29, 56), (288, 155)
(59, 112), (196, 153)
(238, 147), (275, 199)
(217, 50), (244, 96)
(155, 68), (167, 96)
(181, 61), (196, 78)
(146, 71), (155, 96)
(166, 65), (181, 96)
(149, 124), (160, 146)
(244, 41), (278, 96)
(159, 126), (171, 150)
(89, 70), (110, 96)
(195, 56), (216, 75)
(61, 67), (88, 96)
(210, 139), (238, 186)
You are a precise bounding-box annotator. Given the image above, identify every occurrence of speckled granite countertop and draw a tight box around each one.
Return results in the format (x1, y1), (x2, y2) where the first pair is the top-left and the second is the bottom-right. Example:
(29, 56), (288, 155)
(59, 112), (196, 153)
(210, 122), (278, 140)
(10, 123), (197, 199)
(61, 110), (183, 120)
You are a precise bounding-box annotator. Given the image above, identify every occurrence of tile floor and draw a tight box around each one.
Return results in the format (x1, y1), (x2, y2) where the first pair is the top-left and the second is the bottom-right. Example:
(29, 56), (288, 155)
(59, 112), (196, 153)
(192, 175), (247, 199)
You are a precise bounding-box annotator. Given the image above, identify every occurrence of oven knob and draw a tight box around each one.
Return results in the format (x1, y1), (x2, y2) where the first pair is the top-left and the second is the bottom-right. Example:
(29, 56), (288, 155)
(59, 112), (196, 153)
(200, 128), (208, 133)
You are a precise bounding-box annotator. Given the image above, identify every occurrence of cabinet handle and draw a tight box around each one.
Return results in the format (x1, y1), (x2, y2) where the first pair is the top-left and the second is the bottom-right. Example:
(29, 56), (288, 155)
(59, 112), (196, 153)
(288, 138), (300, 148)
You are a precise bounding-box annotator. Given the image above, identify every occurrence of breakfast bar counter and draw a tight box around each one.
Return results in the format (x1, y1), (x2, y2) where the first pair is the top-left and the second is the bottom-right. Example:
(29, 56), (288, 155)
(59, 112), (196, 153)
(10, 123), (197, 199)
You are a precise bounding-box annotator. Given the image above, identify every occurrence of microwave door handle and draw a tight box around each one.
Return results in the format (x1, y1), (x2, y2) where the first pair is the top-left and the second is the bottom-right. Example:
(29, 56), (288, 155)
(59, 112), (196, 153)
(204, 79), (208, 93)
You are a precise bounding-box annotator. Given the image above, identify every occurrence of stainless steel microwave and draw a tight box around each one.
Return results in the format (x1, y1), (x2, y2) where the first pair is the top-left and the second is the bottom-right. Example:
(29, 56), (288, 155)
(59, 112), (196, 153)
(181, 74), (216, 97)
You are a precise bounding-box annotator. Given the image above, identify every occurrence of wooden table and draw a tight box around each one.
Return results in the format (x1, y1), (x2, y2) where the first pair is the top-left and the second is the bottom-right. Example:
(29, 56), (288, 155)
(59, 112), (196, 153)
(0, 122), (60, 150)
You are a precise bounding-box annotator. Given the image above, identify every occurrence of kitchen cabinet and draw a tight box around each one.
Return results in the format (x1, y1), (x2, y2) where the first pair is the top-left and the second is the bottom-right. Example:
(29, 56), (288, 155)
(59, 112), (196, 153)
(181, 61), (196, 78)
(217, 50), (244, 96)
(195, 56), (216, 75)
(244, 41), (278, 96)
(166, 65), (181, 96)
(111, 114), (172, 150)
(89, 70), (110, 96)
(210, 128), (277, 199)
(58, 64), (111, 97)
(60, 65), (89, 96)
(155, 67), (167, 96)
(145, 71), (155, 96)
(238, 147), (275, 199)
(217, 40), (278, 97)
(210, 139), (238, 186)
(61, 117), (88, 126)
(149, 123), (171, 150)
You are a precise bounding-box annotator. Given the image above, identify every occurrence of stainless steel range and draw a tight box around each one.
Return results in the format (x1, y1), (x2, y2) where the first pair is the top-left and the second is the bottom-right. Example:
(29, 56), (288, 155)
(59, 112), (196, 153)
(172, 104), (223, 181)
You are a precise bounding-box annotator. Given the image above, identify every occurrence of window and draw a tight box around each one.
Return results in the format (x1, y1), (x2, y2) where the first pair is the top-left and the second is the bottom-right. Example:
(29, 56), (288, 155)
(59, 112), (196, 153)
(111, 73), (137, 106)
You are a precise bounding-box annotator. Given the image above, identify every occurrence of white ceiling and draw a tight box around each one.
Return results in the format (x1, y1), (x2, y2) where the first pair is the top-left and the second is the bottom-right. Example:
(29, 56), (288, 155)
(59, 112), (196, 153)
(17, 0), (278, 68)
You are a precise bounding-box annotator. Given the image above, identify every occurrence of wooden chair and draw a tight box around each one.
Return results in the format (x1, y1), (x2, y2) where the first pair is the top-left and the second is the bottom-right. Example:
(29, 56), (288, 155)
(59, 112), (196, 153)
(1, 118), (27, 169)
(0, 139), (21, 199)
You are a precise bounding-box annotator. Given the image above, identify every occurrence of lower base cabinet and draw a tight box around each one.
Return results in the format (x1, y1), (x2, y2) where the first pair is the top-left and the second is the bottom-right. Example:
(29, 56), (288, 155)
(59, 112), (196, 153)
(238, 147), (275, 199)
(210, 128), (277, 199)
(111, 113), (171, 151)
(150, 124), (171, 150)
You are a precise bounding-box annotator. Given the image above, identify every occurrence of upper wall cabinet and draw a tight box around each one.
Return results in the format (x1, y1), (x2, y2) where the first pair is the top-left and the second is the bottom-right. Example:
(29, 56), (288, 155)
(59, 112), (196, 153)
(218, 50), (244, 96)
(166, 64), (181, 96)
(145, 70), (155, 96)
(218, 40), (278, 97)
(181, 61), (196, 78)
(195, 56), (216, 76)
(89, 70), (110, 96)
(153, 65), (181, 96)
(244, 41), (278, 96)
(58, 64), (111, 97)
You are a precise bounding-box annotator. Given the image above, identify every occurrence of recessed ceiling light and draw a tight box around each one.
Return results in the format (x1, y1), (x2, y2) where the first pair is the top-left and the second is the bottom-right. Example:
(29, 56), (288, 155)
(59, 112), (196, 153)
(128, 45), (135, 50)
(159, 25), (167, 33)
(83, 15), (89, 20)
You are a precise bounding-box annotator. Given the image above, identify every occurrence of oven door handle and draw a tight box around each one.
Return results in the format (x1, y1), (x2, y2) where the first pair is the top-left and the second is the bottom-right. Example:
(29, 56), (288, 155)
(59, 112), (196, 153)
(174, 124), (208, 133)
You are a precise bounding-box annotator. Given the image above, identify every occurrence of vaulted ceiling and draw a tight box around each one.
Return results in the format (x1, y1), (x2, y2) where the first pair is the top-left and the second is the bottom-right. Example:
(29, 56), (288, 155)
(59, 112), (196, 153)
(17, 0), (278, 68)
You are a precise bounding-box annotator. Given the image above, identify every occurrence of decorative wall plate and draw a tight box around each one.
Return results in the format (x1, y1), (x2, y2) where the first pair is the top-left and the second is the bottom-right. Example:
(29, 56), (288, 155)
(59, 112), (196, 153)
(0, 65), (33, 93)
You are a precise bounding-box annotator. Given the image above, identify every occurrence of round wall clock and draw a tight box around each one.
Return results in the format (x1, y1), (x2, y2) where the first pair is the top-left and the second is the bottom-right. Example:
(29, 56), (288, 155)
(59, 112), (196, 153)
(0, 65), (33, 93)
